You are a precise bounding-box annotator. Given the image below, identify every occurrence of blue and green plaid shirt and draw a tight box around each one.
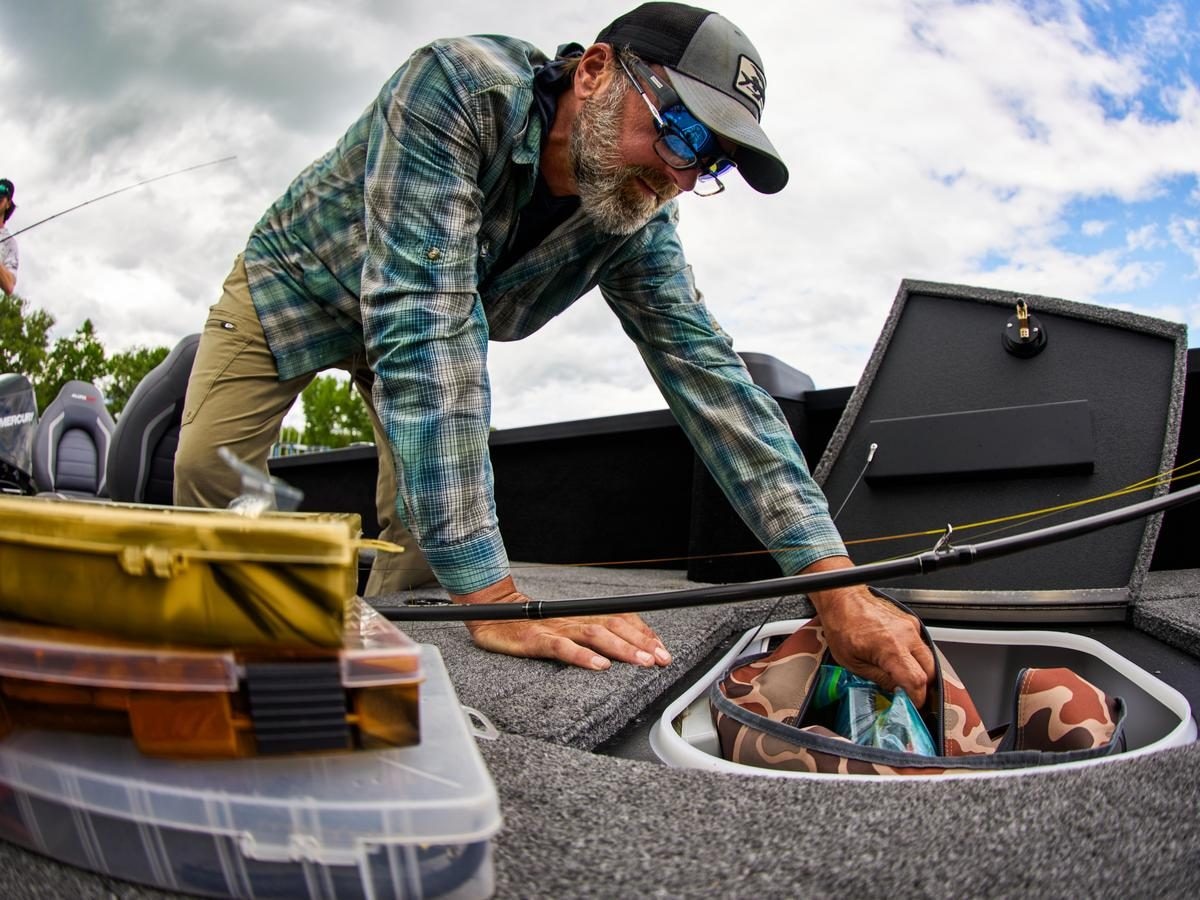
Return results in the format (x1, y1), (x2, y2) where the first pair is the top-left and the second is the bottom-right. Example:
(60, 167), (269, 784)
(244, 35), (845, 594)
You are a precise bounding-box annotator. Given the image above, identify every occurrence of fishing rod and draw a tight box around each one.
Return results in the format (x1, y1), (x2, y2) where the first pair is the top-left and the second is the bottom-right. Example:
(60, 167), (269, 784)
(381, 482), (1200, 622)
(2, 156), (237, 243)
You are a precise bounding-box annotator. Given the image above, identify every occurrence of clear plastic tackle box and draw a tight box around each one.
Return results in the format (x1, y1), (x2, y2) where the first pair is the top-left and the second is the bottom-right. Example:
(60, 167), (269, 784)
(0, 644), (500, 898)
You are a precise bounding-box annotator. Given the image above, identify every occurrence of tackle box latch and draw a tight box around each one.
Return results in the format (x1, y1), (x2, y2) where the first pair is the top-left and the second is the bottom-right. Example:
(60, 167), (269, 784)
(118, 545), (188, 578)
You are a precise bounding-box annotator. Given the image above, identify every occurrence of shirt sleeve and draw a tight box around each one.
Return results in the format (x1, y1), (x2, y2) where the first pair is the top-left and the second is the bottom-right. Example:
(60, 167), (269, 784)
(598, 208), (847, 576)
(0, 234), (16, 274)
(358, 43), (513, 594)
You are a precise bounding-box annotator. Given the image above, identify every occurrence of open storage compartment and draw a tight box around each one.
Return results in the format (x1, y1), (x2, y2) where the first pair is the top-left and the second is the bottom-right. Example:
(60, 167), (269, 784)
(650, 619), (1196, 780)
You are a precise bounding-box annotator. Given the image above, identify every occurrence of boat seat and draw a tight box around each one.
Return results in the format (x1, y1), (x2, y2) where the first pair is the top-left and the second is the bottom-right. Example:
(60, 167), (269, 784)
(106, 333), (200, 505)
(32, 380), (116, 498)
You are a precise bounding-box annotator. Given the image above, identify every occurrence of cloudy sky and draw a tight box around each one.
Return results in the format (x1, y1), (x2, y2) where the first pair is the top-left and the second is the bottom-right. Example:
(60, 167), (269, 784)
(2, 0), (1197, 429)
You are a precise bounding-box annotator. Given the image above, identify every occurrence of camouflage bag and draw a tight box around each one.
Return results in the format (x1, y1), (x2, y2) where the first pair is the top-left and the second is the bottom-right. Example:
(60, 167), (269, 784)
(710, 592), (1127, 776)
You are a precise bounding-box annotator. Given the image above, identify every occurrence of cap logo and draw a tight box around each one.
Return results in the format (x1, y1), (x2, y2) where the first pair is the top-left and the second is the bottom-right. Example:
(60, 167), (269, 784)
(734, 55), (766, 115)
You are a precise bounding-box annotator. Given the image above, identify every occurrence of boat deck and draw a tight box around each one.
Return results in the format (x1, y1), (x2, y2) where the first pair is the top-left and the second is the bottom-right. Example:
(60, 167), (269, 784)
(1, 565), (1198, 897)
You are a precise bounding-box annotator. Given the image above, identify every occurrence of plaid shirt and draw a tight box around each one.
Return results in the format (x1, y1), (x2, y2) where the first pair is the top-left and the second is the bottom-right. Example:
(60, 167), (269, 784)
(244, 35), (845, 594)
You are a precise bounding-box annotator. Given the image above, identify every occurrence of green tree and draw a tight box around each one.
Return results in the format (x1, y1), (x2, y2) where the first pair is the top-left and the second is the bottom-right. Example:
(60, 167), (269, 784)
(38, 319), (108, 411)
(103, 345), (170, 417)
(279, 424), (303, 445)
(0, 293), (54, 384)
(300, 375), (374, 448)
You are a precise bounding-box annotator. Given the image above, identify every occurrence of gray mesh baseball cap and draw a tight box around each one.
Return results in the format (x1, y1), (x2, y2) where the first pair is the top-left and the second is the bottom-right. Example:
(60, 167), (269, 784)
(596, 2), (788, 193)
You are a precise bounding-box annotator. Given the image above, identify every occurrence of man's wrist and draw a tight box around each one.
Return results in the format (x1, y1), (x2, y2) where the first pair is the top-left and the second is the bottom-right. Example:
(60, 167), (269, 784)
(451, 575), (520, 605)
(797, 556), (860, 616)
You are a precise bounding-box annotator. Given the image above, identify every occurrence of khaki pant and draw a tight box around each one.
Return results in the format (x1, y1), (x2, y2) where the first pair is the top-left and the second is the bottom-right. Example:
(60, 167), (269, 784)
(174, 255), (436, 594)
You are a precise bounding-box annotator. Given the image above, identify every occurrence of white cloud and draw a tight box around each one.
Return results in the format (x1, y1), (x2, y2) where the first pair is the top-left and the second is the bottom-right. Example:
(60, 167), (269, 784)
(1168, 217), (1200, 273)
(2, 0), (1198, 429)
(1125, 223), (1159, 249)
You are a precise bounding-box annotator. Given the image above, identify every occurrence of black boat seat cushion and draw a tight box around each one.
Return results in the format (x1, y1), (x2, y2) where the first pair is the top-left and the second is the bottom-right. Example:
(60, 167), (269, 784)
(32, 380), (116, 498)
(107, 333), (200, 505)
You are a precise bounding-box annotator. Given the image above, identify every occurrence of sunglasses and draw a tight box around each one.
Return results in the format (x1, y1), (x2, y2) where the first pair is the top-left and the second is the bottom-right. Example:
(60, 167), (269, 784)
(617, 56), (735, 197)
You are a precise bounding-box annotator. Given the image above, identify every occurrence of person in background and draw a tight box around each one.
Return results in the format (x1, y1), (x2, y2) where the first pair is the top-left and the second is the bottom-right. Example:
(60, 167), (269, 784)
(0, 179), (18, 295)
(175, 3), (934, 704)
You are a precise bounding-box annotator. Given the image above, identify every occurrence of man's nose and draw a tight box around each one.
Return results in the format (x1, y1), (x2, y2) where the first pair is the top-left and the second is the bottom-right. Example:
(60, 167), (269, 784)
(666, 164), (700, 192)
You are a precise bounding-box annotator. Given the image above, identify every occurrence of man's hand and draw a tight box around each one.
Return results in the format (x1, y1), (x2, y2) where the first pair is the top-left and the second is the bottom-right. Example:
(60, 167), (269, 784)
(453, 576), (672, 671)
(803, 557), (935, 707)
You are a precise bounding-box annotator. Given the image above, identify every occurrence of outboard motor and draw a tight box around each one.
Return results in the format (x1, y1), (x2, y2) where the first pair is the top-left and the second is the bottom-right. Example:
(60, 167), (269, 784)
(0, 373), (38, 495)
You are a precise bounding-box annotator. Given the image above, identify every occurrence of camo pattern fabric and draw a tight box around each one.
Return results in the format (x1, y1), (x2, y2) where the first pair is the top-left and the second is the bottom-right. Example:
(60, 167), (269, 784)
(717, 620), (828, 727)
(939, 652), (997, 756)
(1011, 667), (1119, 752)
(711, 614), (1121, 776)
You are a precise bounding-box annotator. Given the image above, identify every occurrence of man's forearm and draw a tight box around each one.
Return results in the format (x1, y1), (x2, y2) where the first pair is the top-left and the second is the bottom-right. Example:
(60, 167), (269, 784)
(0, 264), (15, 295)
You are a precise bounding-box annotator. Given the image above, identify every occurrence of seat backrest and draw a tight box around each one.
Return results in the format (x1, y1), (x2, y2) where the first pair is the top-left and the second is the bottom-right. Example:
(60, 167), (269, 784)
(32, 380), (116, 497)
(106, 333), (200, 504)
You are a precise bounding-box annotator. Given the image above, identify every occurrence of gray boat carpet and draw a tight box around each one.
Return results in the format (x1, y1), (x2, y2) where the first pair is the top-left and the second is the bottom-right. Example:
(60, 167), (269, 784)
(2, 736), (1196, 899)
(372, 563), (813, 749)
(480, 731), (1200, 899)
(1136, 569), (1200, 659)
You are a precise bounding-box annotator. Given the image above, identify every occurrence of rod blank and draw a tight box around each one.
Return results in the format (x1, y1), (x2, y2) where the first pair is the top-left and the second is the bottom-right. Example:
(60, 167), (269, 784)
(379, 483), (1200, 622)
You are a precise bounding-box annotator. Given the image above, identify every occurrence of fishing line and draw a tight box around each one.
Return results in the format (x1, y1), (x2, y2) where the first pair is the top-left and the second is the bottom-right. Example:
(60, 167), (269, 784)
(2, 156), (237, 242)
(380, 482), (1200, 622)
(830, 441), (877, 521)
(849, 461), (1200, 557)
(488, 458), (1200, 573)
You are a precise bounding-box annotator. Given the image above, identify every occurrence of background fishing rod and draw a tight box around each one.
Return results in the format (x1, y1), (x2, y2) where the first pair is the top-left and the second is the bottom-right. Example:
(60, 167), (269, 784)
(0, 157), (237, 244)
(381, 482), (1200, 622)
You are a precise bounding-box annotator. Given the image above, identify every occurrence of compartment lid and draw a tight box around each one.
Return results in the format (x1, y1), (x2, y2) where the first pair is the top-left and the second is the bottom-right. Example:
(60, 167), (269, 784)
(0, 645), (499, 860)
(814, 280), (1187, 619)
(0, 599), (420, 691)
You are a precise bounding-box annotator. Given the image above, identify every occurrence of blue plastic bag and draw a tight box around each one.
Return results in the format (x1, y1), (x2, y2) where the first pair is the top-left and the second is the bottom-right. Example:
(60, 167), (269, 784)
(813, 665), (936, 755)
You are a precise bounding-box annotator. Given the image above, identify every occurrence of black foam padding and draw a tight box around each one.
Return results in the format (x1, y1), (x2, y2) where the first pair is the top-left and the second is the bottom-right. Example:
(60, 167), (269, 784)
(816, 281), (1187, 599)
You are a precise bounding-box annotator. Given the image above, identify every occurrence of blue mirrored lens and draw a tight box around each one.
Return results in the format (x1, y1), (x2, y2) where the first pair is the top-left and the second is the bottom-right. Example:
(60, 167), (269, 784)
(660, 106), (734, 177)
(661, 131), (697, 161)
(661, 106), (716, 158)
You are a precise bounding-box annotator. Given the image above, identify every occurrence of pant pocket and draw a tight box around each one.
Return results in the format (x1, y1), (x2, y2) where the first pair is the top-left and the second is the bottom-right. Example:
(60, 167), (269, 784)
(180, 309), (257, 426)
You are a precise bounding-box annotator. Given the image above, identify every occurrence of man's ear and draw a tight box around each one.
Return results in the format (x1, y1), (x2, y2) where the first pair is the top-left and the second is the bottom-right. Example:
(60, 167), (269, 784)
(573, 43), (615, 100)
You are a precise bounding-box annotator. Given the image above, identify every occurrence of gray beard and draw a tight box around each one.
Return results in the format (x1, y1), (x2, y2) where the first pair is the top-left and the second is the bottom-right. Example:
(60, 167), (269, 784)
(569, 75), (667, 235)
